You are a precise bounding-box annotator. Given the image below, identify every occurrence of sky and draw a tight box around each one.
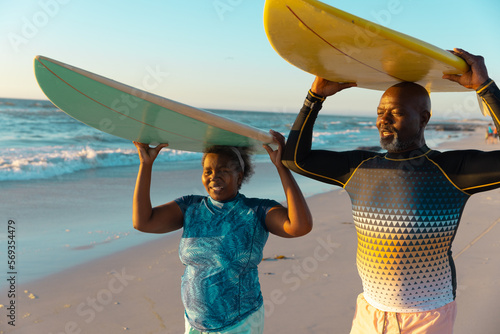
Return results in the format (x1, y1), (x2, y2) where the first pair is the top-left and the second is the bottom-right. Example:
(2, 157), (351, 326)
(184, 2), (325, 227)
(1, 0), (499, 117)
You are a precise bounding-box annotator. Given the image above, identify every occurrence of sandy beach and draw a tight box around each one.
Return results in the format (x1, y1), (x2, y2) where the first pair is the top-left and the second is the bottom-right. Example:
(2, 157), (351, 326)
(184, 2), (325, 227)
(2, 127), (500, 334)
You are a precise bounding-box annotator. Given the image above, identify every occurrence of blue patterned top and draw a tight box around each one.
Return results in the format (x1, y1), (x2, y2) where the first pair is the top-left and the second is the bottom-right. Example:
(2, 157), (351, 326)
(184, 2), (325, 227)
(175, 193), (279, 331)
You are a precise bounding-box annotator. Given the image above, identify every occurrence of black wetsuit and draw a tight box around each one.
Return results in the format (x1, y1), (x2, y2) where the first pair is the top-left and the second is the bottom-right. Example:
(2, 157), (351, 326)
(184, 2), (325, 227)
(283, 79), (500, 312)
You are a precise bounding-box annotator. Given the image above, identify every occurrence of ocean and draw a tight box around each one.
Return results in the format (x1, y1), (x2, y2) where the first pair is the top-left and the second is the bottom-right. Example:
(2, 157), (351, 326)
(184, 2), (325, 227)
(0, 97), (473, 284)
(0, 97), (468, 182)
(0, 97), (382, 182)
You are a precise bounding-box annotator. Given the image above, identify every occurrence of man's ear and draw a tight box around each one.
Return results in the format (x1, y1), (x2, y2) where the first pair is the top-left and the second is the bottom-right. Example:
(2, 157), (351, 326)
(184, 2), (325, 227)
(421, 110), (431, 127)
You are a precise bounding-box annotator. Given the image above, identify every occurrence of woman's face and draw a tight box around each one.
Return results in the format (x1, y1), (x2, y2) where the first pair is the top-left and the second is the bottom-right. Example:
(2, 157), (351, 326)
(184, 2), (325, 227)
(202, 153), (242, 202)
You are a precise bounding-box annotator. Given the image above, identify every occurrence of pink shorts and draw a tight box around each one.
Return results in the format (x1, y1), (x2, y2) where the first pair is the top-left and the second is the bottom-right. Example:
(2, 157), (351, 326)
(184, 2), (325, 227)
(350, 294), (457, 334)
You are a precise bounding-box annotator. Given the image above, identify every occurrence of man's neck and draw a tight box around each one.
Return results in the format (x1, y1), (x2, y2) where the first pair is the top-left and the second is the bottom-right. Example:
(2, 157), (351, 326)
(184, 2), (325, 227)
(385, 144), (430, 159)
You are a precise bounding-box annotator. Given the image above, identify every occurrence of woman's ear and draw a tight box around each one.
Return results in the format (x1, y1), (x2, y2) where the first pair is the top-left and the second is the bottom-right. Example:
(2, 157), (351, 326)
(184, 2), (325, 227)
(237, 171), (244, 187)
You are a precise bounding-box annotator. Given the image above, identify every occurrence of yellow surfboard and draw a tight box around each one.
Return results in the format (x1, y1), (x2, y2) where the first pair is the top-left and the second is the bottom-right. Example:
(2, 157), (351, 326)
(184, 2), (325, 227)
(264, 0), (469, 92)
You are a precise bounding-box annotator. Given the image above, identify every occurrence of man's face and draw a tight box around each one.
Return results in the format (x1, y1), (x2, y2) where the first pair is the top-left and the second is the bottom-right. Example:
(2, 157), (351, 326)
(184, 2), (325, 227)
(376, 86), (429, 153)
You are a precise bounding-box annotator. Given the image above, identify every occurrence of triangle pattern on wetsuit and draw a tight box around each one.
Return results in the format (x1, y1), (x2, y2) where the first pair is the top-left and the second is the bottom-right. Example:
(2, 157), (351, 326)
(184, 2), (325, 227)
(345, 155), (468, 312)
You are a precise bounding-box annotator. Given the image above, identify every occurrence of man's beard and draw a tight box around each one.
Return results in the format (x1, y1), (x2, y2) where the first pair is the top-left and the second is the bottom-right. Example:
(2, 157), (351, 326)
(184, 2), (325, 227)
(380, 127), (423, 153)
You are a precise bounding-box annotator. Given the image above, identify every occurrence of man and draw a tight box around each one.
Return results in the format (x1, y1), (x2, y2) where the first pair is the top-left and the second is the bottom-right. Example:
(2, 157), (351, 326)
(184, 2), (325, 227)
(282, 49), (500, 333)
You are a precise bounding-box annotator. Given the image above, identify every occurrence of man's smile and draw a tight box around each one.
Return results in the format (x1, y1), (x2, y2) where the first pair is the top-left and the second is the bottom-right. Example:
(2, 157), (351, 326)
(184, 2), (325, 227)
(379, 127), (396, 139)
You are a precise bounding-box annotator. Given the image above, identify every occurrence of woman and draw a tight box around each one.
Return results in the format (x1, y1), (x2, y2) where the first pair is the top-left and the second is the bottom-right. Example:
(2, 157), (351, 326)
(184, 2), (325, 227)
(132, 130), (313, 334)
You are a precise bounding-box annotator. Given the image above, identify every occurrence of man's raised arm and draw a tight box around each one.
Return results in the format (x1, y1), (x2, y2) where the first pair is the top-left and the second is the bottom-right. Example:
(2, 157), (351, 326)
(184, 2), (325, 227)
(281, 78), (357, 186)
(443, 48), (500, 130)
